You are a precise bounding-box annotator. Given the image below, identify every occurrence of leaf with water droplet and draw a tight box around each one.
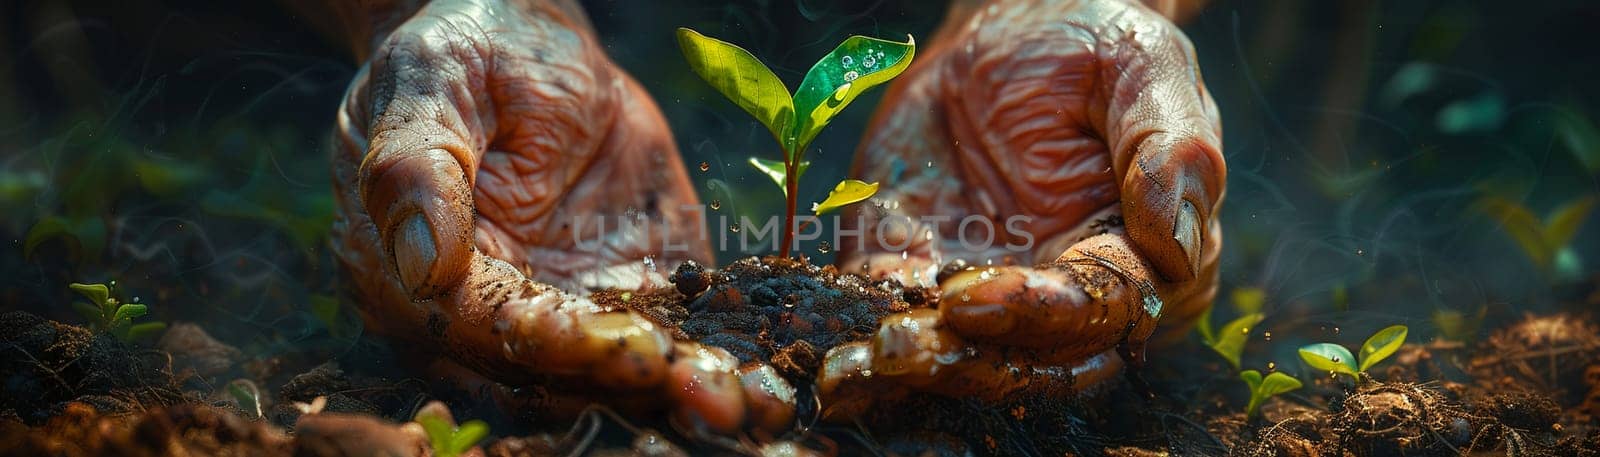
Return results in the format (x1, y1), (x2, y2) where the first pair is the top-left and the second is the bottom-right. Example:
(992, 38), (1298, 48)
(1298, 343), (1358, 377)
(748, 157), (810, 196)
(791, 34), (915, 157)
(676, 28), (795, 149)
(811, 179), (879, 215)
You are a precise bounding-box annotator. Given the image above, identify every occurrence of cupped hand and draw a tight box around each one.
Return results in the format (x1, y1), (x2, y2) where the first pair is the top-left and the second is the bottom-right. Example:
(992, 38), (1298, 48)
(823, 0), (1225, 413)
(329, 0), (792, 434)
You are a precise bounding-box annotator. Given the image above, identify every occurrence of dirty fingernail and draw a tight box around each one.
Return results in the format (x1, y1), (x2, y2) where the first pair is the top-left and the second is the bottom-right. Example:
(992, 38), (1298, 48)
(394, 213), (437, 297)
(1174, 199), (1200, 278)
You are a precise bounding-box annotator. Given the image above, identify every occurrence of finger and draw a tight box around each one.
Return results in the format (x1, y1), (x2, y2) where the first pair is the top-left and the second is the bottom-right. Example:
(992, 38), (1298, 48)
(816, 310), (1124, 415)
(1099, 4), (1226, 282)
(738, 364), (798, 434)
(664, 343), (747, 434)
(345, 11), (497, 300)
(937, 234), (1162, 357)
(431, 252), (674, 391)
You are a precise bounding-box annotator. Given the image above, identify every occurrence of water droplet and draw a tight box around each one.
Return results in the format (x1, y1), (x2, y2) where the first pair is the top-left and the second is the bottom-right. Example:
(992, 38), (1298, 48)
(1356, 248), (1365, 256)
(860, 369), (873, 377)
(960, 294), (971, 302)
(1240, 326), (1250, 334)
(1263, 331), (1273, 341)
(1267, 362), (1277, 372)
(817, 241), (832, 254)
(709, 200), (722, 210)
(1333, 326), (1341, 335)
(1330, 356), (1341, 363)
(830, 84), (851, 102)
(730, 223), (741, 233)
(926, 161), (934, 168)
(699, 161), (710, 172)
(863, 56), (877, 68)
(841, 55), (854, 67)
(843, 70), (859, 82)
(643, 256), (656, 272)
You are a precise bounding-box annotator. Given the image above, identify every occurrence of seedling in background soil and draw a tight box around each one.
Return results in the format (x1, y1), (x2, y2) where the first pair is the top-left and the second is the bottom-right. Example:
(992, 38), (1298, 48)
(69, 281), (166, 343)
(1298, 324), (1408, 381)
(1197, 307), (1265, 370)
(677, 27), (914, 257)
(1239, 369), (1302, 419)
(1477, 194), (1595, 281)
(415, 406), (489, 457)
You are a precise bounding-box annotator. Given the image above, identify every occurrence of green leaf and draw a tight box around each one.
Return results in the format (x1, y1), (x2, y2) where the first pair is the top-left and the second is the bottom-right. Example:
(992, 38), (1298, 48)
(1432, 307), (1484, 342)
(1544, 195), (1596, 250)
(1230, 286), (1265, 314)
(1478, 195), (1551, 266)
(791, 34), (915, 155)
(1196, 307), (1216, 346)
(1258, 372), (1303, 398)
(748, 157), (810, 196)
(112, 303), (148, 324)
(676, 28), (795, 150)
(1298, 343), (1358, 376)
(449, 420), (490, 453)
(415, 415), (455, 456)
(1208, 313), (1264, 370)
(69, 283), (110, 307)
(811, 179), (880, 215)
(1240, 369), (1263, 391)
(227, 379), (262, 418)
(1244, 371), (1303, 418)
(72, 302), (105, 325)
(1358, 325), (1408, 372)
(123, 322), (167, 342)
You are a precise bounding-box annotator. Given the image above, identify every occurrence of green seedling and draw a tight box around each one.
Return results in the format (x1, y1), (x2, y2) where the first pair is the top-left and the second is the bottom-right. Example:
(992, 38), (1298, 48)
(415, 408), (490, 457)
(1240, 369), (1303, 419)
(677, 28), (914, 257)
(1197, 306), (1265, 370)
(1477, 194), (1595, 281)
(69, 281), (166, 343)
(227, 379), (263, 418)
(1298, 324), (1408, 381)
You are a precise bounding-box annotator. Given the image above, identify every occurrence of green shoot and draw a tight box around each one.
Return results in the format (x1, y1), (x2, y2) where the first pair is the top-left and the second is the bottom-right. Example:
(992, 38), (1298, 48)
(1240, 369), (1302, 419)
(1197, 307), (1264, 370)
(69, 281), (166, 343)
(227, 379), (263, 418)
(1297, 324), (1408, 380)
(1432, 306), (1485, 342)
(1477, 194), (1595, 280)
(415, 407), (489, 457)
(678, 28), (914, 257)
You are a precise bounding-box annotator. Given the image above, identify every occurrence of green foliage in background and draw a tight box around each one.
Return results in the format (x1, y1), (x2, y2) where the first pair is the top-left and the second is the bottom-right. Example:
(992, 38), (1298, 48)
(1477, 194), (1595, 281)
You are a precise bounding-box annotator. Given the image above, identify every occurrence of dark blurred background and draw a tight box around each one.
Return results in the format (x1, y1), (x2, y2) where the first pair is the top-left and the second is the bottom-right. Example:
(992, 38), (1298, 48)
(2, 0), (1597, 370)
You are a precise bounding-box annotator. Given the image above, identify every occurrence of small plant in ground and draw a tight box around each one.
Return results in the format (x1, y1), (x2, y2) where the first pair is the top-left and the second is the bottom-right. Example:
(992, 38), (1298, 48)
(69, 281), (166, 342)
(1239, 369), (1303, 419)
(677, 28), (914, 257)
(415, 404), (489, 457)
(1197, 307), (1265, 370)
(1477, 194), (1595, 281)
(1298, 324), (1408, 381)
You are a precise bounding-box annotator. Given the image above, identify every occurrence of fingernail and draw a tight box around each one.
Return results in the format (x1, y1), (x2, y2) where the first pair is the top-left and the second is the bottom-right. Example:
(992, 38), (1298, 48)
(1173, 199), (1201, 277)
(394, 213), (437, 297)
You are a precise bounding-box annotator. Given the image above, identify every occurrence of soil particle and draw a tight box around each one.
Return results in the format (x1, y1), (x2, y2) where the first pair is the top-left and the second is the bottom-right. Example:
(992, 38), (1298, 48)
(0, 311), (185, 424)
(627, 256), (914, 380)
(157, 322), (244, 381)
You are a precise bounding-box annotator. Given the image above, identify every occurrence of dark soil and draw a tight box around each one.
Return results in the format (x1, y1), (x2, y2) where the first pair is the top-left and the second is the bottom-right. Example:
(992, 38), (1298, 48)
(4, 259), (1600, 456)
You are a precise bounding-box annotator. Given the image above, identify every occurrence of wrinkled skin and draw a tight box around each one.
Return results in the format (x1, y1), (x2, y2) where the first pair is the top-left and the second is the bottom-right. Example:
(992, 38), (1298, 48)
(329, 0), (1223, 434)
